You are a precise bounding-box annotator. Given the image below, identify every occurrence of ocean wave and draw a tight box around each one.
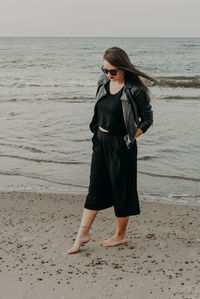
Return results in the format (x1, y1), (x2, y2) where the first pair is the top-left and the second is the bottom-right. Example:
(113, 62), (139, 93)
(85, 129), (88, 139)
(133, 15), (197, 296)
(0, 143), (44, 153)
(0, 170), (88, 188)
(0, 154), (88, 165)
(139, 170), (200, 182)
(158, 75), (200, 80)
(1, 94), (198, 103)
(0, 79), (96, 88)
(160, 95), (200, 100)
(2, 96), (94, 103)
(140, 192), (200, 206)
(11, 83), (64, 88)
(1, 170), (200, 199)
(143, 192), (200, 199)
(182, 44), (200, 47)
(147, 75), (200, 88)
(0, 75), (199, 89)
(48, 96), (95, 102)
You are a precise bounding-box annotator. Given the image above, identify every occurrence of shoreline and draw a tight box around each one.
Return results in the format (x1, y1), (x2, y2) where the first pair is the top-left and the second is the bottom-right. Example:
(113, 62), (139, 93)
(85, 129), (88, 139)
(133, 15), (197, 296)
(0, 191), (200, 298)
(0, 172), (199, 207)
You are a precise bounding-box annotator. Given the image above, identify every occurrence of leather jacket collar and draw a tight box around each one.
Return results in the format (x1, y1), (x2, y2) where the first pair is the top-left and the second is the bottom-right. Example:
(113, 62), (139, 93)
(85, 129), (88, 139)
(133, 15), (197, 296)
(95, 73), (138, 103)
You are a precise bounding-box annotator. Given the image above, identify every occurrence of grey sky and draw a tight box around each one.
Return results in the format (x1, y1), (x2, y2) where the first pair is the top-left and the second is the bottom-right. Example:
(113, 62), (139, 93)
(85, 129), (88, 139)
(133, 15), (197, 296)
(0, 0), (199, 37)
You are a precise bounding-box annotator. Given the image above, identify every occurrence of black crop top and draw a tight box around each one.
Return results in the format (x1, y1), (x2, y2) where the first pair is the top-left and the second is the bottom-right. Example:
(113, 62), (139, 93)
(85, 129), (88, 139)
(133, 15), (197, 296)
(96, 81), (127, 134)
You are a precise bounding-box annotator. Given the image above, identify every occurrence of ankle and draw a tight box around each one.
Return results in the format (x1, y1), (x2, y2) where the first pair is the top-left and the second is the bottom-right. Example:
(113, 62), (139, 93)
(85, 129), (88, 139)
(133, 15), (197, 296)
(78, 225), (90, 236)
(115, 232), (126, 238)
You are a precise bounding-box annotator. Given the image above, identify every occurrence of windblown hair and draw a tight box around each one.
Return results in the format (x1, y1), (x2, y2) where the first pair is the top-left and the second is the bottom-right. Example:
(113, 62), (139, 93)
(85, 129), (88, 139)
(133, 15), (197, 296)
(103, 47), (161, 102)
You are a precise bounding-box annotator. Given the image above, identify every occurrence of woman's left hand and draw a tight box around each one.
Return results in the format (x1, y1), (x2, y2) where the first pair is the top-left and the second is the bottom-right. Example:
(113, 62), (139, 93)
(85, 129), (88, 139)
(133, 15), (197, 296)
(134, 128), (143, 139)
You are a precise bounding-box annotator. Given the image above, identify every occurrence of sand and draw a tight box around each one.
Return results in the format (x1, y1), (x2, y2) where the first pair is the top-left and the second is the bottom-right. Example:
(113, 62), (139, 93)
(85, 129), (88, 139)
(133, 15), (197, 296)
(0, 191), (200, 299)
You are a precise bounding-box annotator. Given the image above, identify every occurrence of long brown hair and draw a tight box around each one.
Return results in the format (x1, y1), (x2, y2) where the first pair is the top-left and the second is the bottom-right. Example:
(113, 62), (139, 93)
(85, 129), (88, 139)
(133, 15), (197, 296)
(103, 47), (162, 102)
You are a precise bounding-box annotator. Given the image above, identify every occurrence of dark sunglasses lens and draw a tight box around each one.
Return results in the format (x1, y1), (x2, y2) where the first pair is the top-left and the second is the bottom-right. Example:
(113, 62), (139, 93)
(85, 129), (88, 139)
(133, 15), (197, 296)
(102, 68), (108, 74)
(109, 70), (117, 75)
(101, 66), (118, 76)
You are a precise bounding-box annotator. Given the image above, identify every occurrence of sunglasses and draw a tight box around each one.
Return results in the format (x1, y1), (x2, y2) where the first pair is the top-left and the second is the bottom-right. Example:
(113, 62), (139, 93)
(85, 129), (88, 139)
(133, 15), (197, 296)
(101, 65), (119, 76)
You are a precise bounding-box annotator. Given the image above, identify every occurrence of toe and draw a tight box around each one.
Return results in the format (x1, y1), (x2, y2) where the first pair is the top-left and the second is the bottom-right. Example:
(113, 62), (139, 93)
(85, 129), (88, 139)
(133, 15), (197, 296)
(100, 240), (111, 247)
(67, 249), (78, 254)
(100, 238), (127, 247)
(66, 247), (79, 254)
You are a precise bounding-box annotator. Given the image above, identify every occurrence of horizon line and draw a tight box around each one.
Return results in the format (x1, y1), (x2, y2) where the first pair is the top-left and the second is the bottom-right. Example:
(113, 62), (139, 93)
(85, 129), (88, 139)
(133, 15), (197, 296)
(0, 35), (199, 38)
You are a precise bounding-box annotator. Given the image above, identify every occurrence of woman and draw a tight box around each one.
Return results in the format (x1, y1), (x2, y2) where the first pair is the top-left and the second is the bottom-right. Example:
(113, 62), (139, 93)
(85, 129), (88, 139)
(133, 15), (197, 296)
(67, 47), (160, 254)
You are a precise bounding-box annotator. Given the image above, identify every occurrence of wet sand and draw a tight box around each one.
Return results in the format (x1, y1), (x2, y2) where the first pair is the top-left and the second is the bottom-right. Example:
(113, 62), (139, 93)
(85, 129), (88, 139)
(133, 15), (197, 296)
(0, 191), (200, 299)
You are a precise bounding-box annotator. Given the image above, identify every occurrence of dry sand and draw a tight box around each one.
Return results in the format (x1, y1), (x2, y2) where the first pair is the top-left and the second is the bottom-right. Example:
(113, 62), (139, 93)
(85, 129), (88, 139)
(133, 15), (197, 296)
(0, 191), (200, 299)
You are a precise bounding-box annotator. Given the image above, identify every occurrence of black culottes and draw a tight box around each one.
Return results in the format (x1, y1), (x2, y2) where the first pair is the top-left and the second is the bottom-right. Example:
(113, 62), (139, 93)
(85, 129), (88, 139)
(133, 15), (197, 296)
(84, 128), (140, 217)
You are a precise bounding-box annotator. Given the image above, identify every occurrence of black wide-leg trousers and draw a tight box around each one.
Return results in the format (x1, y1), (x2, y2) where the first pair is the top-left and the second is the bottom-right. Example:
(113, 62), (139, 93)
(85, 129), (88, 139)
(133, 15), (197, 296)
(84, 128), (140, 217)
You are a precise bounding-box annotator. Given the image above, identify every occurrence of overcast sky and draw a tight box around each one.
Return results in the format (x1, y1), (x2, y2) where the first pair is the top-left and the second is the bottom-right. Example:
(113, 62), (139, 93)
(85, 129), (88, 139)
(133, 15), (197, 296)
(0, 0), (199, 37)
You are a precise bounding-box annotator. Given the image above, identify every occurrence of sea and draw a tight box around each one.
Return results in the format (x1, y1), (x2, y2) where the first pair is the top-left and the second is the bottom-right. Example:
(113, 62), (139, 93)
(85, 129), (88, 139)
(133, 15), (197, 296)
(0, 37), (199, 206)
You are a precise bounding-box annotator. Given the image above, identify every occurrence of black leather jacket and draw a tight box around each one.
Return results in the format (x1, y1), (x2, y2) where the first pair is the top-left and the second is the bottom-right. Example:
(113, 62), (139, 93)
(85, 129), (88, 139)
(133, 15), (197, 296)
(89, 73), (153, 149)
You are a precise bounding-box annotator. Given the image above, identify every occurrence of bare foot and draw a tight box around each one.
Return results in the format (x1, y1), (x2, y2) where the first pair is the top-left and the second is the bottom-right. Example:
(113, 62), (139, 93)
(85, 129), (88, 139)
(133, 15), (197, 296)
(100, 235), (127, 247)
(66, 234), (90, 254)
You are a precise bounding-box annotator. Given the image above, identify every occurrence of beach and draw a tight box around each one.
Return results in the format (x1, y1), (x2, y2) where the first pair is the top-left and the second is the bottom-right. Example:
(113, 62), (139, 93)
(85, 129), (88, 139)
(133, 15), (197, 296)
(0, 191), (199, 299)
(0, 36), (199, 299)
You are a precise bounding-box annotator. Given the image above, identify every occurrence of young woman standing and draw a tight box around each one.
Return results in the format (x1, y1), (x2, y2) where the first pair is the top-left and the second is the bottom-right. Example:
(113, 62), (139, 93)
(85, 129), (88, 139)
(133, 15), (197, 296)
(67, 47), (160, 254)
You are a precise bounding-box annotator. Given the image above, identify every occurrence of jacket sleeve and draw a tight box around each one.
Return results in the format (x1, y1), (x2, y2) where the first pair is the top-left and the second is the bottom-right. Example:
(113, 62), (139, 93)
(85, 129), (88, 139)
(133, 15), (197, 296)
(133, 88), (153, 134)
(89, 73), (107, 135)
(89, 106), (98, 135)
(89, 75), (103, 135)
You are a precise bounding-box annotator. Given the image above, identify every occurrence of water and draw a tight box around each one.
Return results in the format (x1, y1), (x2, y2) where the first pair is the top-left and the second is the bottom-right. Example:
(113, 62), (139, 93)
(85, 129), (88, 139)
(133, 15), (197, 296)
(0, 37), (199, 205)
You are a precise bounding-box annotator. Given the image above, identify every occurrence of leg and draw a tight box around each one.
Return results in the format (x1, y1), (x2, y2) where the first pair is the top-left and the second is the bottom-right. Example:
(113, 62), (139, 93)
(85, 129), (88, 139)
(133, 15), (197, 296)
(66, 208), (99, 254)
(115, 216), (129, 237)
(100, 216), (129, 247)
(84, 134), (114, 211)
